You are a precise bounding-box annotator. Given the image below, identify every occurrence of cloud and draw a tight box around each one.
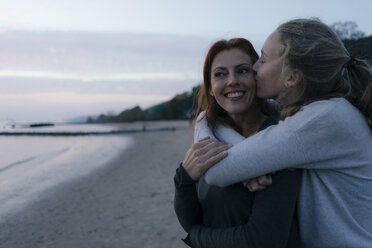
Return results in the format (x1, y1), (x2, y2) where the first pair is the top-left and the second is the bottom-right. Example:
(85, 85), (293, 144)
(0, 70), (199, 82)
(0, 92), (170, 105)
(0, 31), (206, 121)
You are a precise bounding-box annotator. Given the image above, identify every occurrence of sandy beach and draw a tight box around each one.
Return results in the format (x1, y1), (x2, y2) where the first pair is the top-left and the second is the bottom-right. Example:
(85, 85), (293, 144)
(0, 122), (193, 248)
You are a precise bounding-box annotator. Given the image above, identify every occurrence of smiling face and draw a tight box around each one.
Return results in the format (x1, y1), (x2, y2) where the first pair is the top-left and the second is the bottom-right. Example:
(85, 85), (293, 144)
(210, 48), (257, 118)
(253, 30), (286, 99)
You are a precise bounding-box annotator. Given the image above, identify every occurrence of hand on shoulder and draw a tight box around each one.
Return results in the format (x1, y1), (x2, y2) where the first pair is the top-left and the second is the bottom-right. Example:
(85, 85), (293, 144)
(182, 137), (232, 181)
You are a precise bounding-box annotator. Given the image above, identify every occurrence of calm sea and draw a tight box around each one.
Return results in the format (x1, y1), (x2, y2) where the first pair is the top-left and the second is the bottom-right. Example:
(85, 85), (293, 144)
(0, 123), (133, 221)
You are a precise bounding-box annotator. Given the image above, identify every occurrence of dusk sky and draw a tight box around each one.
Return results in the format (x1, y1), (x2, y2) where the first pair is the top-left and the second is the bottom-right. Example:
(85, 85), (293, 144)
(1, 0), (371, 122)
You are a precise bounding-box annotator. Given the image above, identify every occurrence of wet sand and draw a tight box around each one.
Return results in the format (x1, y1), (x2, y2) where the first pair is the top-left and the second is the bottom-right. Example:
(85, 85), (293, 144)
(0, 124), (193, 248)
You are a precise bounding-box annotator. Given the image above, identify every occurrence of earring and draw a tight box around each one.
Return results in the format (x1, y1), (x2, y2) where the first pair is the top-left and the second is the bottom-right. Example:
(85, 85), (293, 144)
(284, 82), (289, 87)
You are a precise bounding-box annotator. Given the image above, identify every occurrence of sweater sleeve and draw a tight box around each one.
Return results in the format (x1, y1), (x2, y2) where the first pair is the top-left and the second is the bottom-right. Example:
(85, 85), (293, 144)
(189, 169), (301, 248)
(204, 99), (367, 187)
(174, 163), (203, 233)
(204, 119), (302, 187)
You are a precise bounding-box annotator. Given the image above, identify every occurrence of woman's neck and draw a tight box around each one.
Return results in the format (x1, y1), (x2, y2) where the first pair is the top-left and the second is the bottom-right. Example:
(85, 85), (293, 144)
(229, 107), (266, 138)
(276, 86), (301, 107)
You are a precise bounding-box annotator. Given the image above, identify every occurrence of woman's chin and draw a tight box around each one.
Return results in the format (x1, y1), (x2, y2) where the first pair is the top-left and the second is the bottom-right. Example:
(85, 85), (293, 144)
(257, 90), (276, 100)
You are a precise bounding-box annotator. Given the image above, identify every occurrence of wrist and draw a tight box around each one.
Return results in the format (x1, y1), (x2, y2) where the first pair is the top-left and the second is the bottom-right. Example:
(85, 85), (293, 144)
(175, 163), (198, 186)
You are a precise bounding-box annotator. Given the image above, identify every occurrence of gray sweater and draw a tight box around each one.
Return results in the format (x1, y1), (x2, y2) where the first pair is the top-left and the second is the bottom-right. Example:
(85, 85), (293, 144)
(195, 98), (372, 248)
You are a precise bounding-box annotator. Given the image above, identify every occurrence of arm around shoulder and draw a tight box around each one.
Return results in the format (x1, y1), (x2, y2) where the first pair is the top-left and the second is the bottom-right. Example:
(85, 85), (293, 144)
(204, 121), (304, 187)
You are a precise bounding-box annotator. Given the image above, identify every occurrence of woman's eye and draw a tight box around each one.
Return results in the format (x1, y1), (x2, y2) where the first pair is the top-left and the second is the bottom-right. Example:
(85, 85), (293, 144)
(214, 72), (225, 78)
(238, 68), (249, 74)
(258, 58), (264, 64)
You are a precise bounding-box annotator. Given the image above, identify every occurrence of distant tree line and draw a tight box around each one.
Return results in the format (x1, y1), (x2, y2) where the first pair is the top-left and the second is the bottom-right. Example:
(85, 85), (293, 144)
(343, 36), (372, 61)
(87, 86), (200, 123)
(330, 21), (365, 40)
(87, 24), (372, 123)
(331, 21), (372, 61)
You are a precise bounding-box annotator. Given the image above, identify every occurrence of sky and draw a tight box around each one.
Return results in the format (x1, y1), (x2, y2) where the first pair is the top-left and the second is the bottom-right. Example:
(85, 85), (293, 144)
(0, 0), (371, 122)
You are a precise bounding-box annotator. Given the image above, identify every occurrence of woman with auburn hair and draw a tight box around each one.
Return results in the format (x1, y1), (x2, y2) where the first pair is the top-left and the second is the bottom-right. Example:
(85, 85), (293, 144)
(194, 19), (372, 247)
(174, 38), (301, 247)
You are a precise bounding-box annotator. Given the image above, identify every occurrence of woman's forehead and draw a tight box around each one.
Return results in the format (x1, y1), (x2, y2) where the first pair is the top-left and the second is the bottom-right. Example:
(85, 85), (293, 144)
(213, 49), (252, 67)
(262, 31), (282, 58)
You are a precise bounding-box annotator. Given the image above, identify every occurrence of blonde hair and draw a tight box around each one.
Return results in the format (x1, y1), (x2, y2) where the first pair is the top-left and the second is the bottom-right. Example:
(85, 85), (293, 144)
(277, 18), (372, 128)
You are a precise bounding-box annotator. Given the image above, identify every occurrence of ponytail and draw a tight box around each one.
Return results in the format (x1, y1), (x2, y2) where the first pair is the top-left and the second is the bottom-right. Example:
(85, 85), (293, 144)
(345, 58), (372, 129)
(276, 19), (372, 129)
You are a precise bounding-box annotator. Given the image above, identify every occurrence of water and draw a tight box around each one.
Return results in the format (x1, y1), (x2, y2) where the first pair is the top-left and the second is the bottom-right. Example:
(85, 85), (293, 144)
(0, 123), (133, 221)
(0, 122), (120, 134)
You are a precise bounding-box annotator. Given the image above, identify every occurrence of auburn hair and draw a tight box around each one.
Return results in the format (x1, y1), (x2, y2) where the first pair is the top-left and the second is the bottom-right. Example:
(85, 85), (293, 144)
(193, 38), (273, 134)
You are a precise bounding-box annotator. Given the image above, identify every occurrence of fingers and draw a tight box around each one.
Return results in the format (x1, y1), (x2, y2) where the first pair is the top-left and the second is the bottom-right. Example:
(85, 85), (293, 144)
(182, 138), (231, 180)
(192, 138), (229, 157)
(204, 142), (231, 157)
(197, 141), (230, 164)
(257, 174), (272, 186)
(193, 141), (229, 168)
(195, 136), (226, 146)
(246, 174), (273, 192)
(194, 136), (213, 147)
(196, 136), (210, 142)
(200, 138), (230, 152)
(186, 139), (226, 164)
(246, 178), (267, 192)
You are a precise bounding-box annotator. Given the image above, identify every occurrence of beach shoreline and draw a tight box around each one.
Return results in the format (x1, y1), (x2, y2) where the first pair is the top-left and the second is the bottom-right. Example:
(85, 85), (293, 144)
(0, 123), (193, 248)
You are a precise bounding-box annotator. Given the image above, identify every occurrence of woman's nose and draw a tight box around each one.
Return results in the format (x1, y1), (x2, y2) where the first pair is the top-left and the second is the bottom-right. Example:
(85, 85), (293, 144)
(227, 73), (239, 86)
